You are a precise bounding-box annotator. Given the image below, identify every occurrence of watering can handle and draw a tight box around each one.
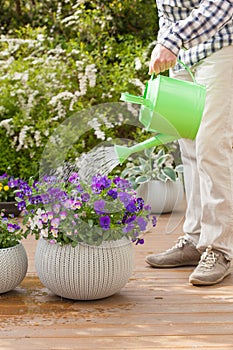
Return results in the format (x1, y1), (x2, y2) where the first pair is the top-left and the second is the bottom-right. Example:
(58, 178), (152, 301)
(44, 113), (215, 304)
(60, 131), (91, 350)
(150, 59), (196, 83)
(177, 59), (196, 82)
(120, 93), (152, 108)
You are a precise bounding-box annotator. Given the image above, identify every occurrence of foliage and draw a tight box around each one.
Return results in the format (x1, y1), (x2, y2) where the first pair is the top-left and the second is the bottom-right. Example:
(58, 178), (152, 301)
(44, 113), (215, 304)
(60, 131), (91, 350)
(0, 1), (159, 180)
(0, 1), (158, 41)
(0, 212), (27, 248)
(16, 173), (157, 247)
(121, 146), (184, 189)
(0, 27), (157, 179)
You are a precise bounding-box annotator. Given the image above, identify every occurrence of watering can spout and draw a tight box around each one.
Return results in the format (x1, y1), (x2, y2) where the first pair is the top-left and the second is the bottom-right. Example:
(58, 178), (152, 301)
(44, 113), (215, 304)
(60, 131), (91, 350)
(114, 133), (177, 164)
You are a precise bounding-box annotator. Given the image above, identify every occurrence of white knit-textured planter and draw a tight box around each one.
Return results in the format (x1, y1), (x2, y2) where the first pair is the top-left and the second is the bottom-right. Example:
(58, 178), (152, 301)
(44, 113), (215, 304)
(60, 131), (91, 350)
(137, 179), (184, 214)
(35, 237), (134, 300)
(0, 243), (28, 294)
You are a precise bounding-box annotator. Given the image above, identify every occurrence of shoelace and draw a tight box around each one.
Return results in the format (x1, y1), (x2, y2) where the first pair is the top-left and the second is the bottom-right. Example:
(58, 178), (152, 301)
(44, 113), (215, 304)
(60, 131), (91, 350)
(199, 246), (219, 269)
(166, 236), (189, 252)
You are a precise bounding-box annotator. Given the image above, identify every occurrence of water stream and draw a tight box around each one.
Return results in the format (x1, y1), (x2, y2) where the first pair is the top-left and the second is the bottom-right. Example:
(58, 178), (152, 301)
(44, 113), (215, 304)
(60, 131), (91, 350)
(77, 145), (120, 182)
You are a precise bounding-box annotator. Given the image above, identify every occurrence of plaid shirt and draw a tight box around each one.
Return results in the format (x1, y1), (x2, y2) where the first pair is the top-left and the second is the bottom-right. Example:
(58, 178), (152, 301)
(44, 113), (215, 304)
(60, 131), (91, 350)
(157, 0), (233, 70)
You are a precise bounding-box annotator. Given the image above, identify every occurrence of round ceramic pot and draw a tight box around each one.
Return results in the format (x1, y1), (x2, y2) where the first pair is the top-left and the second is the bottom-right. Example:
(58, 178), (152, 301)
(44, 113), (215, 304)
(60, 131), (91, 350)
(0, 243), (28, 294)
(35, 237), (134, 300)
(137, 179), (184, 214)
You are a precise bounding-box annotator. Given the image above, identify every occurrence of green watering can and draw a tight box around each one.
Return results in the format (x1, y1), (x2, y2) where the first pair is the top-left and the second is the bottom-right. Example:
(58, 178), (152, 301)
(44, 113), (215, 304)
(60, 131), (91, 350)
(115, 60), (206, 164)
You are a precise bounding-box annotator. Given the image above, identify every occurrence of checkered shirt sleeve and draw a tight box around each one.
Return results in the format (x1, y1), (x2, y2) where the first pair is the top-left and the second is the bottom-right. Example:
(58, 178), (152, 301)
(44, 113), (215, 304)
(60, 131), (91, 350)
(159, 0), (233, 56)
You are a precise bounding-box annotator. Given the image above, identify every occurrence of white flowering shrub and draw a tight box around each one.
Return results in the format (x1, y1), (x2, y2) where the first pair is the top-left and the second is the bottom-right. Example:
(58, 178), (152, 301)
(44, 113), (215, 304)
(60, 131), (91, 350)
(0, 1), (158, 180)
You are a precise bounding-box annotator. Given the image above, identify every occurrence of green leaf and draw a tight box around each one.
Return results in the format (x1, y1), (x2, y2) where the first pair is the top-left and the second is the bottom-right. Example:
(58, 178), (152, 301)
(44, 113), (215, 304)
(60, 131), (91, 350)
(175, 164), (184, 173)
(156, 154), (168, 166)
(135, 175), (151, 184)
(162, 167), (177, 181)
(144, 147), (155, 158)
(88, 219), (94, 228)
(157, 173), (166, 182)
(138, 157), (147, 166)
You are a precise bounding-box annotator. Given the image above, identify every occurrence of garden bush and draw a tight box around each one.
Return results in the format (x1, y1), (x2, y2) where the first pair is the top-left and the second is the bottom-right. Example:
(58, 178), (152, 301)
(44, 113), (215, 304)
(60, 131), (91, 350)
(0, 0), (158, 179)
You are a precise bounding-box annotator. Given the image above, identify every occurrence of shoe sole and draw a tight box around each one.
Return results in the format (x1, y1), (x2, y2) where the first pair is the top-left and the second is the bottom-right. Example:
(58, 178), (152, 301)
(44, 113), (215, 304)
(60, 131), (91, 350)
(189, 270), (232, 286)
(145, 258), (199, 268)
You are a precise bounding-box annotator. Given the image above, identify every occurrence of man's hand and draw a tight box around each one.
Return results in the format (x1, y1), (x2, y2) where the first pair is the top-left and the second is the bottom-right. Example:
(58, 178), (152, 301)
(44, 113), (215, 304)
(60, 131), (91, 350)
(149, 44), (177, 75)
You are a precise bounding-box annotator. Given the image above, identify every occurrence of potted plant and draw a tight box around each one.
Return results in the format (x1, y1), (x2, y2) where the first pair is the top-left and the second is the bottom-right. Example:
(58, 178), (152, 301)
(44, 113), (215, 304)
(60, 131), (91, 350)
(0, 213), (28, 294)
(0, 173), (25, 216)
(16, 173), (157, 300)
(121, 146), (184, 214)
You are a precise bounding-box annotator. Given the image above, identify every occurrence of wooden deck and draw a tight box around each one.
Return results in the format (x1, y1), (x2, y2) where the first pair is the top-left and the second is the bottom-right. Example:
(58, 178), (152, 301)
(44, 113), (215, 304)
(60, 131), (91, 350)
(1, 204), (233, 350)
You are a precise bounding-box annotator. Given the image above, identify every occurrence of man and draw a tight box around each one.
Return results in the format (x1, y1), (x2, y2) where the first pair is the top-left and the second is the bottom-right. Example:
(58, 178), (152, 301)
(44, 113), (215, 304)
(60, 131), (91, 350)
(146, 0), (233, 285)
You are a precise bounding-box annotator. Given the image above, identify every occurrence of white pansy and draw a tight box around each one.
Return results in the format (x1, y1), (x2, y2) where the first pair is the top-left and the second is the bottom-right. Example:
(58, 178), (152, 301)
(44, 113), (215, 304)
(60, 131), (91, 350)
(41, 228), (49, 238)
(36, 209), (45, 218)
(37, 220), (43, 229)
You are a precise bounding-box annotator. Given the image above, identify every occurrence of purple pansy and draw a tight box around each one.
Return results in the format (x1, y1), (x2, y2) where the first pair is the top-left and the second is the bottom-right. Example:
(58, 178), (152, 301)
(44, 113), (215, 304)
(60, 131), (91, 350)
(94, 200), (106, 214)
(51, 218), (60, 228)
(41, 213), (48, 223)
(91, 175), (111, 194)
(136, 238), (144, 245)
(8, 179), (19, 188)
(137, 217), (147, 231)
(118, 192), (131, 207)
(126, 200), (137, 213)
(152, 216), (157, 227)
(81, 192), (90, 202)
(68, 172), (79, 184)
(53, 203), (61, 214)
(7, 223), (20, 232)
(136, 197), (144, 211)
(17, 200), (26, 211)
(124, 214), (137, 224)
(60, 211), (67, 220)
(123, 222), (135, 233)
(113, 177), (131, 190)
(99, 215), (110, 230)
(107, 188), (118, 199)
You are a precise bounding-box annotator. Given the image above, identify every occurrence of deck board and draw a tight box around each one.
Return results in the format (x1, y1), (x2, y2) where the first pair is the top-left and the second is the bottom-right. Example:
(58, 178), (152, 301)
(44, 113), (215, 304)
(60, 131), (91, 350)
(1, 206), (233, 350)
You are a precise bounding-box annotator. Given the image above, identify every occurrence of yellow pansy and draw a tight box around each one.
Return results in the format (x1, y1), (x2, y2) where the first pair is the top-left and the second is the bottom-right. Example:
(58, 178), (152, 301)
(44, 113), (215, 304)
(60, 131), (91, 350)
(3, 185), (9, 191)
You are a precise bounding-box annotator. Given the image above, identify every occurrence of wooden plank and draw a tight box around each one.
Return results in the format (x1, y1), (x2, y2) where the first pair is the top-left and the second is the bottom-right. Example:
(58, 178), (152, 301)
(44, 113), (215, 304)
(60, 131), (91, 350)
(1, 322), (233, 338)
(1, 311), (233, 324)
(1, 335), (233, 350)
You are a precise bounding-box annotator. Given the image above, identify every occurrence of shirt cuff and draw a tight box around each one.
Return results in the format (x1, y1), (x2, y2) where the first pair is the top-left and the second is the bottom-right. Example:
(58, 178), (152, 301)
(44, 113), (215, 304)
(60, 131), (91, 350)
(158, 30), (183, 56)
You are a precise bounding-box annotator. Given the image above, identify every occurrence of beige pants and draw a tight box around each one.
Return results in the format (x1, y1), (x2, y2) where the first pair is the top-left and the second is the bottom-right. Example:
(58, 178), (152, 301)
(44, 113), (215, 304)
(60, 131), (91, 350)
(170, 45), (233, 258)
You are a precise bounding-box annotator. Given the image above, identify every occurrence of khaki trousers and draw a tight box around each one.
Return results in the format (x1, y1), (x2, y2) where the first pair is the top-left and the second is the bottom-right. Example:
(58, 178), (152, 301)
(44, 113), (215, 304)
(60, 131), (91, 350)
(170, 45), (233, 258)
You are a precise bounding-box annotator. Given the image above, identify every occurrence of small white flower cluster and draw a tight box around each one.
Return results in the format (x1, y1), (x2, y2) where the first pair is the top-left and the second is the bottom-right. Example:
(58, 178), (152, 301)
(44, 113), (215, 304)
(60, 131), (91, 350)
(0, 118), (13, 135)
(128, 78), (145, 94)
(0, 25), (151, 165)
(88, 118), (105, 140)
(0, 34), (100, 153)
(48, 63), (97, 120)
(134, 57), (142, 71)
